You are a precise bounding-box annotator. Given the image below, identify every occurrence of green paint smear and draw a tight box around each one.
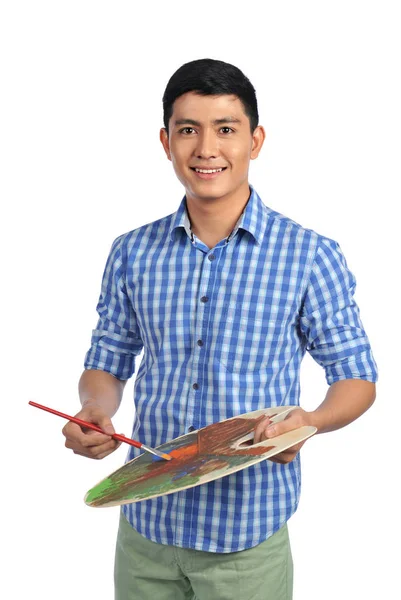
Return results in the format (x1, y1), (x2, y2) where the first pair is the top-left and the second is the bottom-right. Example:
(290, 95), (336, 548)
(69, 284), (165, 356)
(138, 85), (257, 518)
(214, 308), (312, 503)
(86, 478), (114, 504)
(133, 473), (200, 500)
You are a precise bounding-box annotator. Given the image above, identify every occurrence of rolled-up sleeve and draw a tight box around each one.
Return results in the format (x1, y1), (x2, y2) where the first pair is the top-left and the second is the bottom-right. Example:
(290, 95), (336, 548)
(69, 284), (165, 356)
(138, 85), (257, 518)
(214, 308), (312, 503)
(84, 235), (143, 380)
(299, 237), (378, 385)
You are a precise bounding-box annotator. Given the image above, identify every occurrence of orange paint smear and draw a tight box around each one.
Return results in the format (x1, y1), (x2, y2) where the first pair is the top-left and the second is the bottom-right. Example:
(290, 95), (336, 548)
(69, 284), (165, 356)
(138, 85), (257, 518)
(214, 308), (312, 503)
(169, 442), (198, 461)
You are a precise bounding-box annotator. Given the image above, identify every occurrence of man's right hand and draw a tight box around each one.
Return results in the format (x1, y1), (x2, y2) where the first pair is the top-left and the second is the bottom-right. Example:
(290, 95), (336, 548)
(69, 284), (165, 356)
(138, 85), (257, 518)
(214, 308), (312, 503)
(62, 403), (122, 460)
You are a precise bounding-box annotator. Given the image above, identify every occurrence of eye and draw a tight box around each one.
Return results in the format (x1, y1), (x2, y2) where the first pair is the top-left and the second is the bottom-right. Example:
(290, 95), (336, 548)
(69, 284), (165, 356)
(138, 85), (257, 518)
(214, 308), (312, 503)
(179, 127), (196, 135)
(220, 127), (234, 134)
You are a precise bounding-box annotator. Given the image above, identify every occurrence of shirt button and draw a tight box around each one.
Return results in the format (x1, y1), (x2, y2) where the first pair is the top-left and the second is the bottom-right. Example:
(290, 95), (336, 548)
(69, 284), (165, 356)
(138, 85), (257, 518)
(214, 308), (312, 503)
(193, 383), (199, 390)
(200, 296), (209, 303)
(197, 340), (204, 346)
(188, 426), (195, 432)
(208, 254), (216, 261)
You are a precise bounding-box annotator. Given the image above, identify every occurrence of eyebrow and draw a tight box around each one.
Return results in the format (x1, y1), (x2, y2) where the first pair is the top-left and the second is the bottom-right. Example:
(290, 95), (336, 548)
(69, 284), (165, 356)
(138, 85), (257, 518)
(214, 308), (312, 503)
(174, 116), (242, 127)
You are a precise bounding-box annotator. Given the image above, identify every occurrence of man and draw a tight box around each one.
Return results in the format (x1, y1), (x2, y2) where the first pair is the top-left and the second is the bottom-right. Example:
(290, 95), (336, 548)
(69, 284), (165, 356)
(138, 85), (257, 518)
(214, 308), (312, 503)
(63, 58), (378, 599)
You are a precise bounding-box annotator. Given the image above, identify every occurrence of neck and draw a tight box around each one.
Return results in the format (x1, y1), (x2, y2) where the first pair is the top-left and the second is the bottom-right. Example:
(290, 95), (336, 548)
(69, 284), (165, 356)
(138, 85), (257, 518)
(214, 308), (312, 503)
(185, 181), (251, 247)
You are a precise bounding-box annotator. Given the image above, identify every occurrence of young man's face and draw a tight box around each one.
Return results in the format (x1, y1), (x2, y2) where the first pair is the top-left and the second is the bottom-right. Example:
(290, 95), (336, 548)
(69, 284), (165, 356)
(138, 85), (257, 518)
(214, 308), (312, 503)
(160, 92), (265, 203)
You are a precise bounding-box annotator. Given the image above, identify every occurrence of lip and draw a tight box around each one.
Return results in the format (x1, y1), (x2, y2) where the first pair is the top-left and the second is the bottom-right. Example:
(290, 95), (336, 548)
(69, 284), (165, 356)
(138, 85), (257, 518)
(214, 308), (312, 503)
(190, 166), (227, 181)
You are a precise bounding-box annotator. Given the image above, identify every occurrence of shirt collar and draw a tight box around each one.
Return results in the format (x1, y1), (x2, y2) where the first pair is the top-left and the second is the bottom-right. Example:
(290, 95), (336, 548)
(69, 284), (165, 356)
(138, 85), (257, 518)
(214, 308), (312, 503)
(168, 184), (267, 246)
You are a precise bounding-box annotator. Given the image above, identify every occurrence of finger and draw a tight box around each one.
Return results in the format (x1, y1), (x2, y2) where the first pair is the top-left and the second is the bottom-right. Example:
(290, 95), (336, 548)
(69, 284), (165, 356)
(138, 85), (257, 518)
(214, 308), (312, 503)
(269, 455), (290, 464)
(91, 414), (116, 436)
(253, 416), (272, 444)
(72, 448), (115, 460)
(62, 420), (82, 439)
(68, 438), (120, 458)
(268, 442), (305, 463)
(269, 452), (299, 464)
(64, 405), (116, 436)
(80, 431), (115, 447)
(65, 433), (117, 451)
(62, 406), (115, 442)
(62, 421), (112, 447)
(77, 405), (116, 435)
(88, 438), (122, 459)
(85, 439), (120, 458)
(269, 450), (296, 464)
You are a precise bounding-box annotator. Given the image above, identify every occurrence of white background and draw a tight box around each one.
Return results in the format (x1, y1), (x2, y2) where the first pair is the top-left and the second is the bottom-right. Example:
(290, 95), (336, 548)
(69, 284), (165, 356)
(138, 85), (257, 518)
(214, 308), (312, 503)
(2, 1), (400, 598)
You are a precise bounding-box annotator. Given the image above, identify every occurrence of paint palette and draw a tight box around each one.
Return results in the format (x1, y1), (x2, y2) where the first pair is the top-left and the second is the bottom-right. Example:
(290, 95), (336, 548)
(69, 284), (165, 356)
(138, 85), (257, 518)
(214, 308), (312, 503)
(84, 406), (316, 508)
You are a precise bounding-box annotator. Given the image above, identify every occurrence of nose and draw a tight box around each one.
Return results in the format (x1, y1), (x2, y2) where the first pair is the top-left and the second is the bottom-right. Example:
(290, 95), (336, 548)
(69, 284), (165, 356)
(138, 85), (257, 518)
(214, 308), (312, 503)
(194, 128), (219, 159)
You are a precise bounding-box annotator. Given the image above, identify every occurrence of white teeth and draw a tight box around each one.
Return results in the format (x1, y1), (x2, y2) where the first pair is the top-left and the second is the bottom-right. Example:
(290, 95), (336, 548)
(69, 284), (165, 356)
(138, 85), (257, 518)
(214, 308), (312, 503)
(194, 168), (224, 174)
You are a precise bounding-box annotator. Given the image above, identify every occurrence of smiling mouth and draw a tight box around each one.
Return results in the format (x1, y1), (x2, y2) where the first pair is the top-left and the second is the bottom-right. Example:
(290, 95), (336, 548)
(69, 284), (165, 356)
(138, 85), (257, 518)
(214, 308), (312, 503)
(190, 167), (228, 174)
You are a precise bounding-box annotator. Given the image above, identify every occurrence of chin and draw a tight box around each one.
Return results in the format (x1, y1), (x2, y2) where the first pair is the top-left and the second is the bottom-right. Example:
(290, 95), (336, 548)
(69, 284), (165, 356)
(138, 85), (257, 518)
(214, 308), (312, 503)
(191, 186), (231, 201)
(190, 178), (232, 192)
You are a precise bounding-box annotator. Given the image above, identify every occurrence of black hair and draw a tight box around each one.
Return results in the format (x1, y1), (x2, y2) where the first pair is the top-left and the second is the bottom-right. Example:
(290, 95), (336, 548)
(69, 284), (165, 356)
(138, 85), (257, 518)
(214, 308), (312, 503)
(162, 58), (259, 135)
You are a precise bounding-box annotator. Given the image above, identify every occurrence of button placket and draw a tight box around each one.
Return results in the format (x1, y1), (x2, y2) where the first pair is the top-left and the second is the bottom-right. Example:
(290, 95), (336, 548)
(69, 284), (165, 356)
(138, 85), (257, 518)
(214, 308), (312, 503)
(186, 249), (218, 432)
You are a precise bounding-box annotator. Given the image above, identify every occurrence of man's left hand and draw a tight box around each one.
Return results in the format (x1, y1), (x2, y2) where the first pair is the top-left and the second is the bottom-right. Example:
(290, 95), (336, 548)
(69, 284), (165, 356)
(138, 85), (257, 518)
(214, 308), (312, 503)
(253, 408), (315, 464)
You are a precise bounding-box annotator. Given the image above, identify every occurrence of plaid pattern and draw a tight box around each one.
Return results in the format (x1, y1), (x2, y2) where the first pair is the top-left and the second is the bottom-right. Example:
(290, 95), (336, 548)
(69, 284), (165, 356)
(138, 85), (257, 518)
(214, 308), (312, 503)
(85, 185), (378, 552)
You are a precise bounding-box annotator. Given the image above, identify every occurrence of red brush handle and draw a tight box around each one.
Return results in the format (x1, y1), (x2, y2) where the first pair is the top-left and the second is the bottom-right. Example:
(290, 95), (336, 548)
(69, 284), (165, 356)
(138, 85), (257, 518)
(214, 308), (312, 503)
(28, 401), (142, 449)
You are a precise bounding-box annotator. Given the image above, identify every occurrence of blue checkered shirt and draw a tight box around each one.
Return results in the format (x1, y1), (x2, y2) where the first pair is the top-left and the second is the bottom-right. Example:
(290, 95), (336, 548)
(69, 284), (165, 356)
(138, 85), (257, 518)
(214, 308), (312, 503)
(84, 185), (378, 552)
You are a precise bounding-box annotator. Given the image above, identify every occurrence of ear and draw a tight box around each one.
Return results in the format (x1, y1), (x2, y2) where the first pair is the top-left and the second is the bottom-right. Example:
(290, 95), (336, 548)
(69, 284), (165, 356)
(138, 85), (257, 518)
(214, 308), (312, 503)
(160, 128), (172, 161)
(250, 125), (266, 160)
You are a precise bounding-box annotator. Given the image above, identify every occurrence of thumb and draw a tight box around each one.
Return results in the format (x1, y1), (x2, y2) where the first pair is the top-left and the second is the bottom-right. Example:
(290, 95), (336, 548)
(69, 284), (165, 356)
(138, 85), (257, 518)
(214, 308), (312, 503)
(100, 419), (115, 435)
(264, 412), (297, 439)
(91, 412), (115, 435)
(80, 404), (116, 435)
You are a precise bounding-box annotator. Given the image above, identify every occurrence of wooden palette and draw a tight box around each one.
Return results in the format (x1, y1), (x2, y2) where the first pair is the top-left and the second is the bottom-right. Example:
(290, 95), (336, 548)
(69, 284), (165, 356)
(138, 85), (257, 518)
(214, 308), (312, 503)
(85, 406), (316, 508)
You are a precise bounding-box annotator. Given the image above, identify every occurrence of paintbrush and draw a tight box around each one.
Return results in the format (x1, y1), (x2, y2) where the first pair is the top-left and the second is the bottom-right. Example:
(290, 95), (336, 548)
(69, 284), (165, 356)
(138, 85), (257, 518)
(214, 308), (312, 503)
(28, 401), (172, 461)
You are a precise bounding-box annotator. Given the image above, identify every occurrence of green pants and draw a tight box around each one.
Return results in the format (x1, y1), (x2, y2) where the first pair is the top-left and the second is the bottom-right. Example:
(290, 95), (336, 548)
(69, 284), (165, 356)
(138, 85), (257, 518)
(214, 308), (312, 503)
(114, 512), (293, 600)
